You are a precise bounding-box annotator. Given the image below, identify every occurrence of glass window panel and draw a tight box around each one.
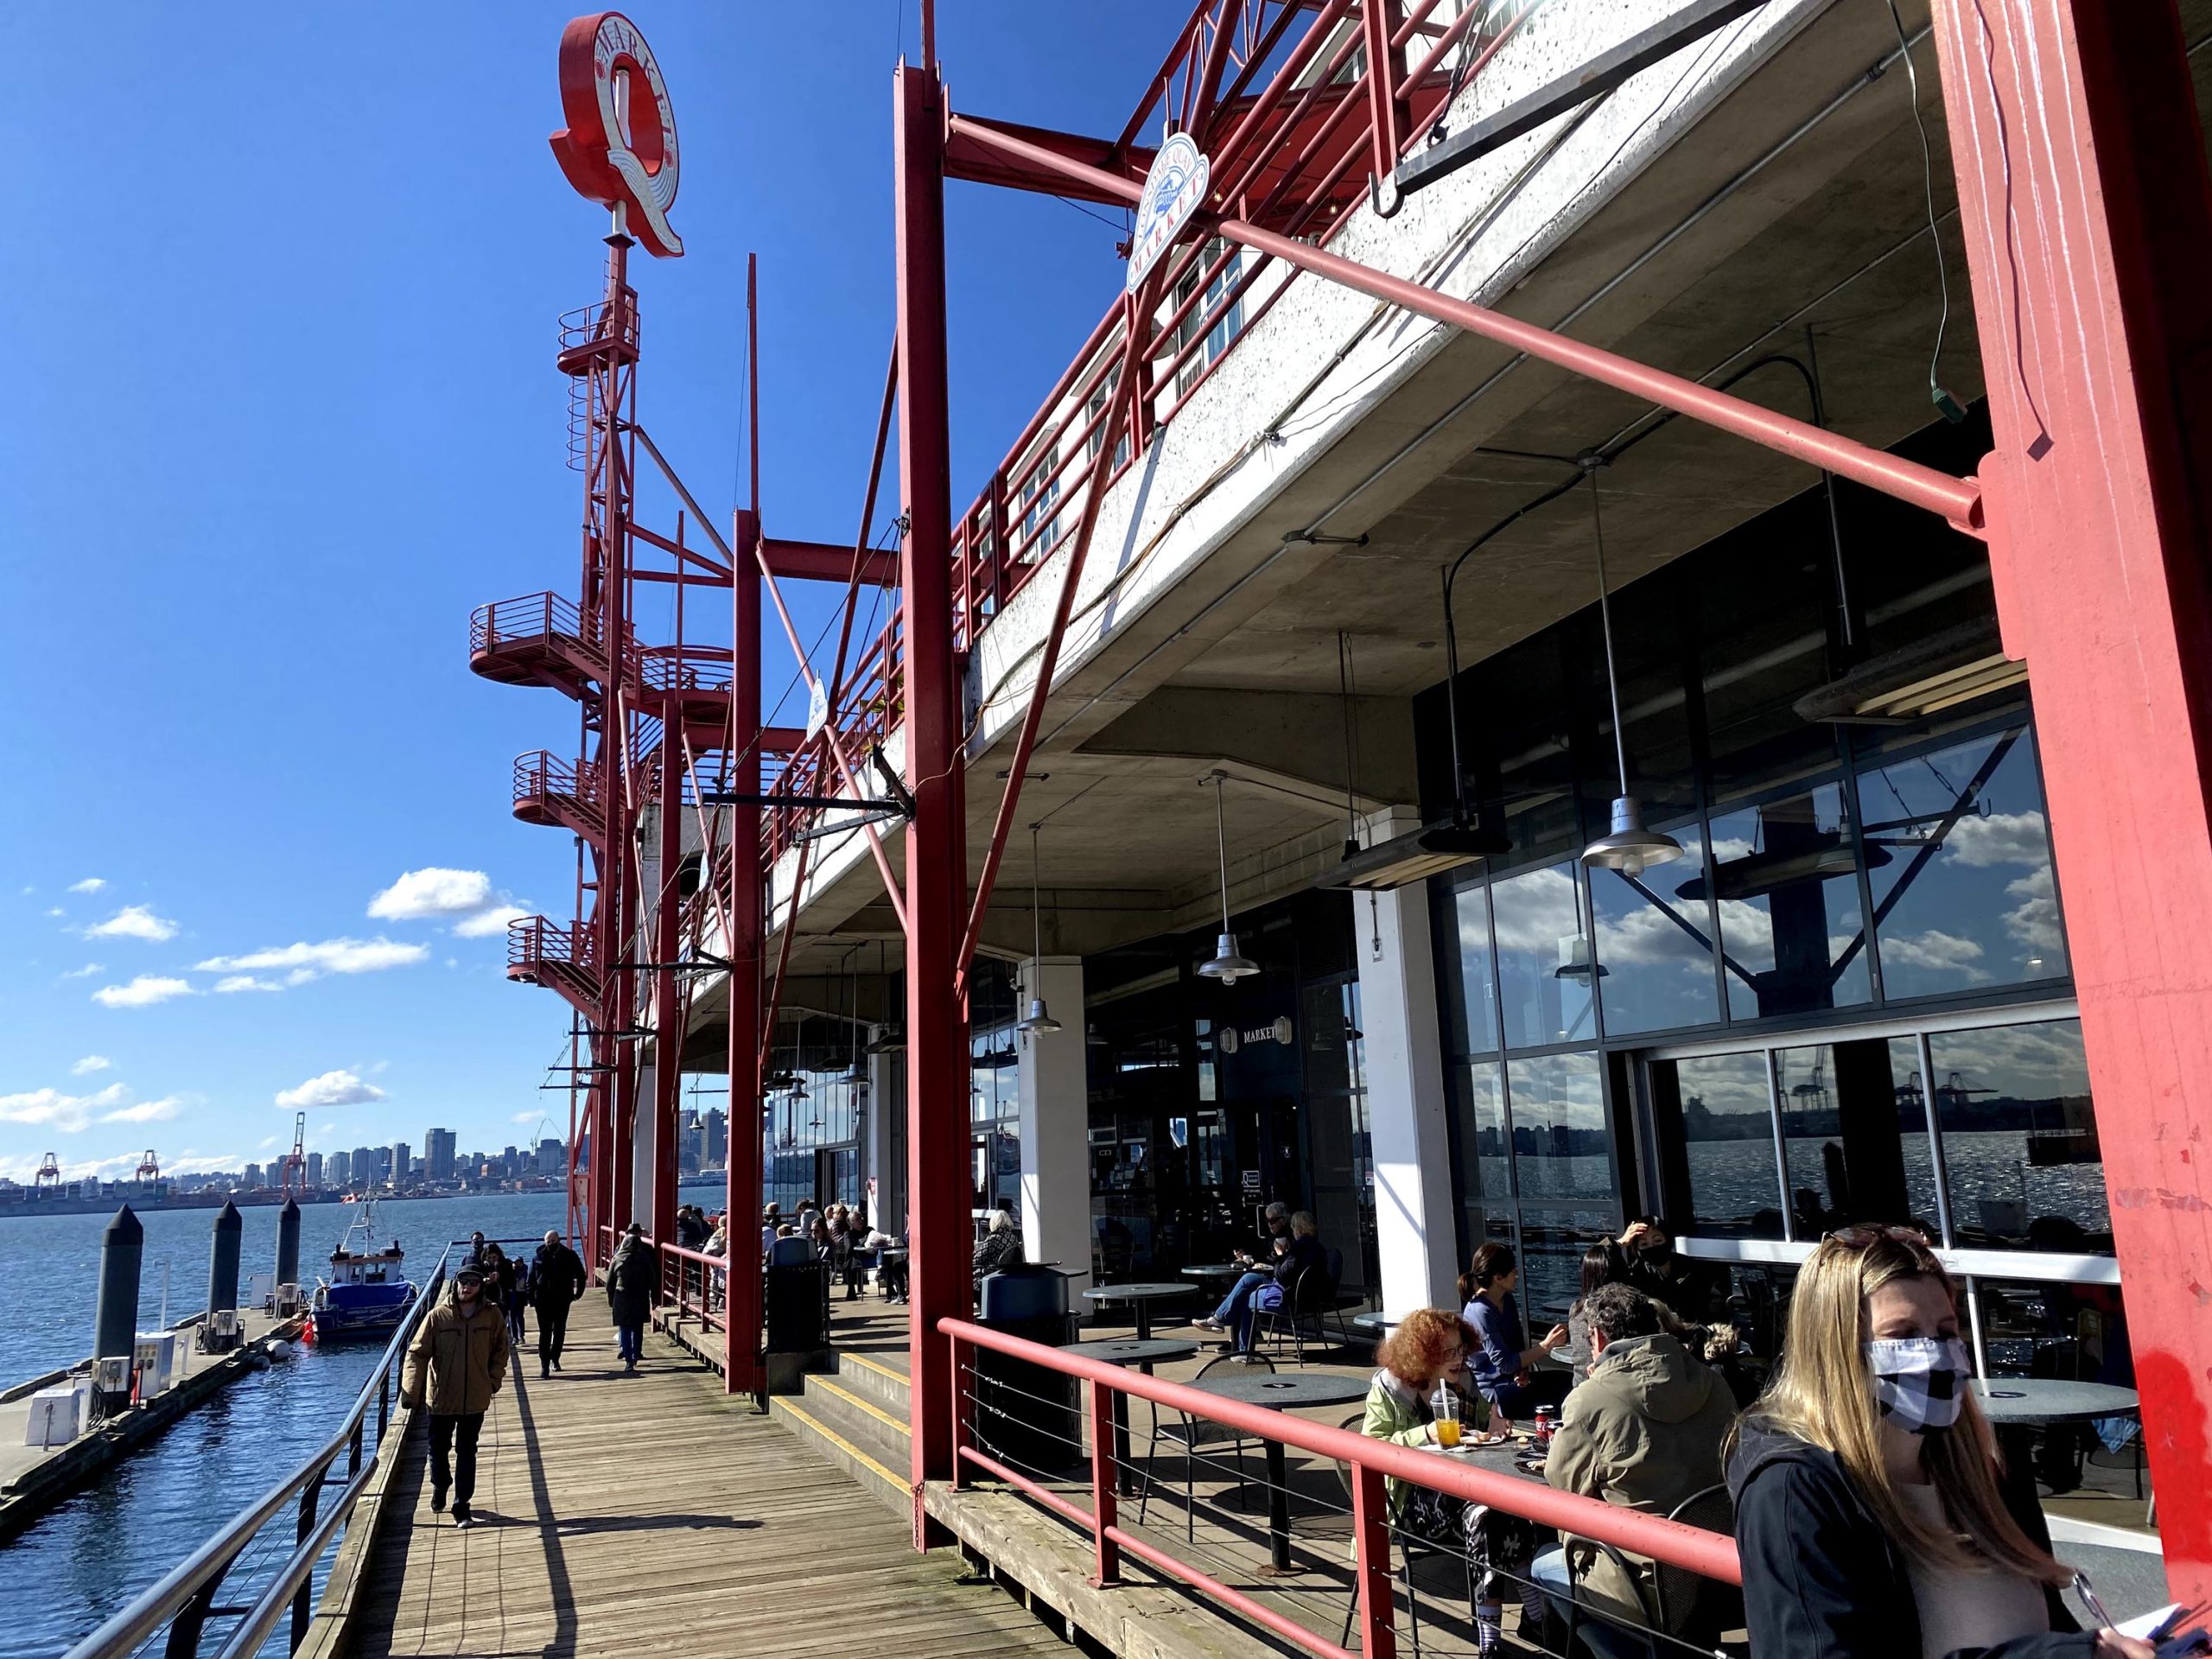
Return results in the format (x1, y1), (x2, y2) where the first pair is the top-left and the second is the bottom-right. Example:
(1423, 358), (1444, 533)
(1778, 1039), (1944, 1236)
(1446, 883), (1503, 1056)
(1492, 862), (1596, 1049)
(1672, 1052), (1783, 1238)
(1589, 822), (1721, 1035)
(1700, 782), (1872, 1020)
(1861, 727), (2067, 998)
(1506, 1050), (1611, 1204)
(1929, 1019), (2105, 1249)
(1452, 1061), (1510, 1261)
(1515, 1207), (1615, 1327)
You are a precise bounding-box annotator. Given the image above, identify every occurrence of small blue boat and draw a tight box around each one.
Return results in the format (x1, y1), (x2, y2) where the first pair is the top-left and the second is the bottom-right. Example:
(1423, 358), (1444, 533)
(307, 1198), (417, 1341)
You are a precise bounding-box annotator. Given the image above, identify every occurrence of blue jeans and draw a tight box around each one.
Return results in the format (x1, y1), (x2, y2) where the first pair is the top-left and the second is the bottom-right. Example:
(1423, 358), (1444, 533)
(1531, 1546), (1649, 1659)
(618, 1322), (643, 1365)
(1213, 1270), (1269, 1330)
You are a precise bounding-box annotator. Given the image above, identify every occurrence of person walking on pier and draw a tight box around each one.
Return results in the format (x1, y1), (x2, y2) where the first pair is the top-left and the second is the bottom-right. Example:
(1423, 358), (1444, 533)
(607, 1222), (654, 1375)
(401, 1263), (510, 1529)
(530, 1230), (586, 1377)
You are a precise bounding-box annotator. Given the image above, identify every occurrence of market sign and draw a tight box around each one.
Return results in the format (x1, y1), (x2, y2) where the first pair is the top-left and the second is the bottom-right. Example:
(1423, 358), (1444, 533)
(1126, 132), (1211, 293)
(550, 11), (685, 258)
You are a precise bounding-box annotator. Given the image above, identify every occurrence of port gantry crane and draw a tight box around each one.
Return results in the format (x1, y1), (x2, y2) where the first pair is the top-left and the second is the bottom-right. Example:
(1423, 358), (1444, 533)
(477, 16), (891, 1316)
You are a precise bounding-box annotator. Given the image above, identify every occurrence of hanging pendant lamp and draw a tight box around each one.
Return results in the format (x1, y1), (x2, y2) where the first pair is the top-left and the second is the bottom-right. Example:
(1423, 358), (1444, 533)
(1576, 456), (1684, 879)
(787, 1016), (810, 1100)
(864, 940), (905, 1052)
(1016, 823), (1064, 1035)
(1198, 771), (1259, 982)
(836, 947), (867, 1082)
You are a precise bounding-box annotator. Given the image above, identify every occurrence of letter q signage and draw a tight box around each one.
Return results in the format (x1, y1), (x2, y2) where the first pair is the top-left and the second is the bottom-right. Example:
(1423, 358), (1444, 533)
(550, 12), (684, 258)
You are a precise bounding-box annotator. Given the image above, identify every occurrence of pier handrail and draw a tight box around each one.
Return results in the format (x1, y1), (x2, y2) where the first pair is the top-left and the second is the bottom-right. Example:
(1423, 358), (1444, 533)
(939, 1313), (1742, 1658)
(63, 1245), (456, 1659)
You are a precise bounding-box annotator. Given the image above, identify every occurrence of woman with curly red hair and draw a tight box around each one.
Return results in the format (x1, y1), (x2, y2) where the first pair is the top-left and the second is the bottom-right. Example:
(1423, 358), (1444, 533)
(1363, 1307), (1542, 1654)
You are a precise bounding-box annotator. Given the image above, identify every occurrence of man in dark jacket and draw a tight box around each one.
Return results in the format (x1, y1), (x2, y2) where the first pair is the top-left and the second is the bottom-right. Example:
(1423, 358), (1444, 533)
(529, 1230), (588, 1378)
(1534, 1284), (1737, 1656)
(605, 1223), (655, 1375)
(1727, 1414), (2088, 1659)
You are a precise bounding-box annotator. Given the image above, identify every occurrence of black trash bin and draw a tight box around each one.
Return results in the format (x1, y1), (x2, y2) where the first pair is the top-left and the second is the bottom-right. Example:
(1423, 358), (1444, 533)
(765, 1239), (833, 1394)
(970, 1264), (1081, 1477)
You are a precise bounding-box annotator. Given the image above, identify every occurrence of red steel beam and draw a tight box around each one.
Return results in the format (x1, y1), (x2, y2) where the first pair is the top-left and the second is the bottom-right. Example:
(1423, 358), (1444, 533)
(942, 113), (1153, 205)
(940, 111), (1987, 534)
(722, 512), (766, 1396)
(894, 59), (969, 1549)
(1930, 0), (2212, 1600)
(826, 346), (900, 717)
(761, 537), (900, 587)
(955, 295), (1147, 993)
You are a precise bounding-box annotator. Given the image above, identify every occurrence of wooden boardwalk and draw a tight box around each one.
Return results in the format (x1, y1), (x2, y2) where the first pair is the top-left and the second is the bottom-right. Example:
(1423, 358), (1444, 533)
(349, 1300), (1069, 1659)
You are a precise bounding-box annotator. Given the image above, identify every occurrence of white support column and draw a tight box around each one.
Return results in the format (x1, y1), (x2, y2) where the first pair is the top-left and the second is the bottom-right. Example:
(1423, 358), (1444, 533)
(1017, 956), (1092, 1288)
(1357, 808), (1463, 1314)
(865, 1032), (904, 1234)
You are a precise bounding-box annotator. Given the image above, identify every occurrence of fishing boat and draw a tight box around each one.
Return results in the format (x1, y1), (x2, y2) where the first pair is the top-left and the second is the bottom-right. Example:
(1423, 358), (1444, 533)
(305, 1197), (416, 1340)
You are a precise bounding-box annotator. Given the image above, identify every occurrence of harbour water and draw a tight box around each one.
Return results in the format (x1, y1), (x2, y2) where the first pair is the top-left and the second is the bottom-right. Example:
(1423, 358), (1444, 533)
(0, 1192), (569, 1658)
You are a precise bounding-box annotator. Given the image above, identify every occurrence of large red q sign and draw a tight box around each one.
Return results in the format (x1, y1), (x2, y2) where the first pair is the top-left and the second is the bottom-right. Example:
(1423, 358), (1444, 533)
(549, 12), (683, 258)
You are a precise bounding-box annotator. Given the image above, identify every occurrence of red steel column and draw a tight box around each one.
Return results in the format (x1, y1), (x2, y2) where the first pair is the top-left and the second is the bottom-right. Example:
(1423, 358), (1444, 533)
(725, 508), (766, 1397)
(651, 748), (683, 1254)
(895, 59), (969, 1548)
(1931, 0), (2212, 1599)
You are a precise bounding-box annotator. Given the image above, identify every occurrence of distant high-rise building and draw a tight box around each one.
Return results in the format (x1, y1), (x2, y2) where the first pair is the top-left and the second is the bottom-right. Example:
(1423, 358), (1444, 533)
(703, 1108), (728, 1169)
(678, 1111), (702, 1176)
(390, 1143), (411, 1186)
(537, 1137), (564, 1174)
(424, 1128), (456, 1184)
(353, 1146), (378, 1187)
(327, 1149), (351, 1187)
(243, 1162), (264, 1189)
(501, 1144), (519, 1179)
(306, 1151), (324, 1186)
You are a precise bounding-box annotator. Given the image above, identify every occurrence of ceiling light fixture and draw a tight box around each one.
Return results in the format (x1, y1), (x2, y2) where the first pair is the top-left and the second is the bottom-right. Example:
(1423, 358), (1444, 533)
(1198, 771), (1259, 982)
(1016, 823), (1063, 1035)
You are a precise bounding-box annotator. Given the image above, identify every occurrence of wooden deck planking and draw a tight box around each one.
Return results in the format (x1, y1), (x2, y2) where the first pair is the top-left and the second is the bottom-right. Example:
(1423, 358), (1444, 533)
(351, 1300), (1068, 1658)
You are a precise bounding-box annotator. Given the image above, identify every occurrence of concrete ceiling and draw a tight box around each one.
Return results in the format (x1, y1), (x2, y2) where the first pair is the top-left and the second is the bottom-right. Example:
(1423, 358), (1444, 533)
(759, 0), (2212, 984)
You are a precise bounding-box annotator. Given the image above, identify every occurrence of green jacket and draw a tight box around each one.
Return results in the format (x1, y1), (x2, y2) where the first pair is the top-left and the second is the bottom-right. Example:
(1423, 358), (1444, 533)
(1359, 1370), (1485, 1516)
(1544, 1332), (1736, 1630)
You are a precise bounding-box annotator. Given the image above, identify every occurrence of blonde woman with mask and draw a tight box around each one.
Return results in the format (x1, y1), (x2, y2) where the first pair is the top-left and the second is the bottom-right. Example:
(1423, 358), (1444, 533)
(1727, 1225), (2152, 1659)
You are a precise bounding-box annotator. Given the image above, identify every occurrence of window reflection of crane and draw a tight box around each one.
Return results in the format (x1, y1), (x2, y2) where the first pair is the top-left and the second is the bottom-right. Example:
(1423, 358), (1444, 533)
(1934, 1071), (1995, 1116)
(1788, 1052), (1831, 1116)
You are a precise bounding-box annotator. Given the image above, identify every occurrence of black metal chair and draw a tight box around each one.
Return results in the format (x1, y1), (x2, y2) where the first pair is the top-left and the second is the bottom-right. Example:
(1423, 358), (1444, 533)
(1139, 1351), (1274, 1541)
(1253, 1264), (1357, 1365)
(1328, 1411), (1476, 1656)
(1566, 1483), (1740, 1657)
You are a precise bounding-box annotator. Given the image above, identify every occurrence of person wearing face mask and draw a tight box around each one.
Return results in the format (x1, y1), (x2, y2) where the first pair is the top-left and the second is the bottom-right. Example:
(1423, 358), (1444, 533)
(1616, 1217), (1719, 1321)
(1727, 1225), (2153, 1659)
(400, 1264), (511, 1529)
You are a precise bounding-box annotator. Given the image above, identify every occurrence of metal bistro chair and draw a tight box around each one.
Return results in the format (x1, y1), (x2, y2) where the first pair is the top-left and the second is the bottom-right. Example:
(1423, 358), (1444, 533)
(1566, 1483), (1741, 1658)
(1253, 1262), (1357, 1367)
(1139, 1351), (1274, 1542)
(1330, 1411), (1475, 1656)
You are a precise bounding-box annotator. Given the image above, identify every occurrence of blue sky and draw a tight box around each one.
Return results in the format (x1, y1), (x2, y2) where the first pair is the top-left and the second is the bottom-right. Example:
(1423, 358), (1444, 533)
(0, 3), (1184, 1180)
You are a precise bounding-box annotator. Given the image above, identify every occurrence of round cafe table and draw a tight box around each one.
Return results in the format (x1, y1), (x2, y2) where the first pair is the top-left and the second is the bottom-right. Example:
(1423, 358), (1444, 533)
(1083, 1281), (1195, 1341)
(1180, 1262), (1245, 1285)
(1971, 1378), (2139, 1425)
(1185, 1369), (1371, 1572)
(1065, 1336), (1200, 1496)
(1350, 1311), (1403, 1342)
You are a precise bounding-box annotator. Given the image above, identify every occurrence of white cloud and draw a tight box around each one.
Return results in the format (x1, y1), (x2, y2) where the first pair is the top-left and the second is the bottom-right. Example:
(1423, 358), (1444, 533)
(318, 1121), (338, 1134)
(60, 963), (104, 979)
(367, 868), (528, 938)
(1879, 929), (1989, 980)
(0, 1084), (130, 1132)
(103, 1096), (182, 1125)
(369, 868), (493, 919)
(213, 975), (283, 994)
(194, 938), (428, 983)
(86, 904), (179, 943)
(512, 1109), (542, 1124)
(71, 1056), (112, 1076)
(93, 976), (194, 1008)
(45, 906), (64, 918)
(1945, 810), (2050, 869)
(451, 904), (529, 938)
(275, 1069), (386, 1109)
(68, 877), (107, 894)
(257, 1136), (279, 1150)
(2003, 866), (2066, 957)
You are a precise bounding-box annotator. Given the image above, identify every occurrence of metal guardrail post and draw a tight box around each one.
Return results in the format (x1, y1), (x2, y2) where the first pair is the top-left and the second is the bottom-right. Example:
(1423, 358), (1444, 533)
(289, 1472), (323, 1652)
(1351, 1462), (1397, 1659)
(947, 1332), (969, 1493)
(1087, 1378), (1120, 1587)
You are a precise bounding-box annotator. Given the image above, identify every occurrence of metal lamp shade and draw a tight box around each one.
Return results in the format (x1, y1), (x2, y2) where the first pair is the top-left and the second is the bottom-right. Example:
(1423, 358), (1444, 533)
(863, 1026), (906, 1054)
(1016, 997), (1063, 1035)
(1198, 931), (1259, 982)
(1580, 795), (1685, 878)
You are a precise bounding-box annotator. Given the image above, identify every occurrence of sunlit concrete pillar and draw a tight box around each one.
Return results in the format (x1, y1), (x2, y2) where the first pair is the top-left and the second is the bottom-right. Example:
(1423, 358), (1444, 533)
(1016, 957), (1090, 1287)
(1356, 808), (1461, 1314)
(866, 1033), (906, 1234)
(631, 1060), (657, 1235)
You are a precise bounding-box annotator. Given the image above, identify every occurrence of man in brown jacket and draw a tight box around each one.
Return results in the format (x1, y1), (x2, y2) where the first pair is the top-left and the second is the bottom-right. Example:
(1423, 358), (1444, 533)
(401, 1262), (511, 1528)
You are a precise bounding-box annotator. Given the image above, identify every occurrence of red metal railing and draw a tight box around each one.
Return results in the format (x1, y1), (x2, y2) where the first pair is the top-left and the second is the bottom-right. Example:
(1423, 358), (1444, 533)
(659, 1243), (729, 1332)
(469, 589), (600, 659)
(941, 1314), (1740, 1659)
(512, 749), (605, 822)
(506, 914), (597, 980)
